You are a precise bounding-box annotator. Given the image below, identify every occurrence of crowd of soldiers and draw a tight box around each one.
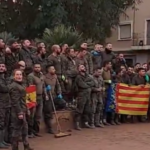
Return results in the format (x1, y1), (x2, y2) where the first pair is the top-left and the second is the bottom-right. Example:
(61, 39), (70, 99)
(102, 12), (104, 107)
(0, 38), (149, 150)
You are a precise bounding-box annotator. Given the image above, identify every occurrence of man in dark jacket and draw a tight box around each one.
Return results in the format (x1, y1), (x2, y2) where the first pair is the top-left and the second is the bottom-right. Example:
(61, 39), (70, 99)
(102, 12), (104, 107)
(19, 39), (35, 75)
(0, 62), (11, 148)
(80, 42), (93, 74)
(63, 48), (78, 102)
(74, 64), (95, 130)
(101, 43), (116, 67)
(5, 39), (21, 77)
(35, 44), (47, 74)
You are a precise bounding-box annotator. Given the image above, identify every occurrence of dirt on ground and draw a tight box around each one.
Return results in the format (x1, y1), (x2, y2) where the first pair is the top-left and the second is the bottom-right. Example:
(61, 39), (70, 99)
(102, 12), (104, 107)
(19, 123), (150, 150)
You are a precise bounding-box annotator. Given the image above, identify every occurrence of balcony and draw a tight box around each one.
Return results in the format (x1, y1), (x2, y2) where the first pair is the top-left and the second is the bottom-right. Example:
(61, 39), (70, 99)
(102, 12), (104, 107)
(131, 32), (150, 50)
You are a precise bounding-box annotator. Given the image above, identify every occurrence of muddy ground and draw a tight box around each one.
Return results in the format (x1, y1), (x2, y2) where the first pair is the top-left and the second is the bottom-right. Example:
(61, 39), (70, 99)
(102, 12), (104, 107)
(18, 123), (150, 150)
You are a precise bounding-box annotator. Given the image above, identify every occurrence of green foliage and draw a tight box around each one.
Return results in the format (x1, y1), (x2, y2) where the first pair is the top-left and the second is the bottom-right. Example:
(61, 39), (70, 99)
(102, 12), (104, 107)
(37, 25), (83, 50)
(0, 31), (17, 43)
(0, 0), (142, 42)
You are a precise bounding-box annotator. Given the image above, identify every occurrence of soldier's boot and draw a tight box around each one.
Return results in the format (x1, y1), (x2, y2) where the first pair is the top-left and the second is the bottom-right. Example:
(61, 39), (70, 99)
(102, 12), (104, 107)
(24, 144), (34, 150)
(115, 114), (121, 125)
(110, 113), (116, 125)
(103, 119), (110, 126)
(95, 113), (102, 128)
(90, 114), (95, 129)
(99, 120), (105, 128)
(2, 130), (11, 146)
(11, 137), (19, 150)
(0, 130), (9, 149)
(74, 114), (82, 130)
(75, 122), (82, 131)
(84, 122), (93, 129)
(45, 119), (54, 134)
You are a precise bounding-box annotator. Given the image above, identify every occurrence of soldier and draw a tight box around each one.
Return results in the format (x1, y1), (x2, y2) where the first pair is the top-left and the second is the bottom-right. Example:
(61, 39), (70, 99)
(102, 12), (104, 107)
(101, 43), (116, 67)
(132, 67), (146, 86)
(27, 63), (46, 136)
(35, 45), (47, 74)
(76, 49), (89, 73)
(74, 64), (94, 130)
(91, 44), (103, 70)
(19, 39), (35, 75)
(5, 39), (21, 77)
(113, 53), (127, 72)
(44, 65), (63, 133)
(80, 42), (93, 74)
(127, 66), (135, 83)
(47, 45), (65, 91)
(0, 39), (5, 63)
(9, 69), (33, 150)
(0, 62), (11, 149)
(91, 68), (105, 128)
(134, 63), (141, 73)
(63, 48), (78, 102)
(132, 67), (146, 123)
(102, 60), (114, 125)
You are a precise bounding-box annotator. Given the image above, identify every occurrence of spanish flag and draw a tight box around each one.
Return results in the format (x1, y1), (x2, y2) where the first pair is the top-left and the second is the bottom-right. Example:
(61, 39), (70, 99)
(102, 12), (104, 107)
(26, 85), (36, 109)
(116, 83), (150, 115)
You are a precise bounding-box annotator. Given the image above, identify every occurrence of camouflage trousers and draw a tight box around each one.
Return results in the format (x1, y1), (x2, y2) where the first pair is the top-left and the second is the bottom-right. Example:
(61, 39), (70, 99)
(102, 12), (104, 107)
(11, 108), (29, 149)
(90, 98), (104, 125)
(75, 92), (92, 123)
(0, 108), (6, 130)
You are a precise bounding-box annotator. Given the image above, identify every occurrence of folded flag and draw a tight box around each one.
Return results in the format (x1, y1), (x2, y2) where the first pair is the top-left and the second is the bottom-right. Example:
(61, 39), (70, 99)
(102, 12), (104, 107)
(26, 85), (37, 109)
(116, 83), (150, 115)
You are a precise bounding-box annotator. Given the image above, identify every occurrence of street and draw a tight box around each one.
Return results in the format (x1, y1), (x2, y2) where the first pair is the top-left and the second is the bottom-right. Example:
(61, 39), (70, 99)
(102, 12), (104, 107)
(20, 123), (150, 150)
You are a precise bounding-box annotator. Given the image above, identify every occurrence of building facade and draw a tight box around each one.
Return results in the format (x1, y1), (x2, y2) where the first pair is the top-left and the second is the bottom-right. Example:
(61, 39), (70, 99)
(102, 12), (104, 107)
(106, 0), (150, 66)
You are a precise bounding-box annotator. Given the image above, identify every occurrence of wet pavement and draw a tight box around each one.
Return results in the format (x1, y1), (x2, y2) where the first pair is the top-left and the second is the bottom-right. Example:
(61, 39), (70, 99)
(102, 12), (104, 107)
(18, 123), (150, 150)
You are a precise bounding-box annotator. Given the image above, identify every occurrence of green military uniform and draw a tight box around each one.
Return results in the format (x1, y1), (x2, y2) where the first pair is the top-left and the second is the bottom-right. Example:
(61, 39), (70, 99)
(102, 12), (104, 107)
(27, 72), (45, 134)
(19, 47), (35, 75)
(0, 74), (11, 148)
(74, 73), (94, 130)
(43, 73), (62, 133)
(5, 52), (20, 77)
(91, 75), (105, 127)
(9, 81), (32, 150)
(85, 52), (93, 75)
(63, 55), (78, 102)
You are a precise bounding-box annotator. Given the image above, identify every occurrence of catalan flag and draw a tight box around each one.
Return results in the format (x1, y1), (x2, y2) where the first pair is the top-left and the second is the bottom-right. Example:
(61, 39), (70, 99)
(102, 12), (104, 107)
(116, 83), (150, 115)
(26, 85), (37, 109)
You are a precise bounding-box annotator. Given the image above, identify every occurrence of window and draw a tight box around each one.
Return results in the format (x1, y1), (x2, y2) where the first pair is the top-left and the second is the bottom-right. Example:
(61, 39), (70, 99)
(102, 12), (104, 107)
(118, 22), (132, 40)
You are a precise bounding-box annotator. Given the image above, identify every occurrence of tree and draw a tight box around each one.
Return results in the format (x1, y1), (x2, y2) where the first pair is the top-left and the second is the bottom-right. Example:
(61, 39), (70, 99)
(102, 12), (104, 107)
(0, 0), (142, 42)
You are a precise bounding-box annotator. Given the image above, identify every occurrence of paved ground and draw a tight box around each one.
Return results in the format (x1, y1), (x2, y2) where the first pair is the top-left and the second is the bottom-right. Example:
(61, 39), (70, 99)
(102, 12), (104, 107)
(19, 123), (150, 150)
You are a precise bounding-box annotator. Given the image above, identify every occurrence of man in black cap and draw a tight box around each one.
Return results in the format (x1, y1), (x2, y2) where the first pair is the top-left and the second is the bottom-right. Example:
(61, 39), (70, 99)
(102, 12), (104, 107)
(5, 39), (21, 77)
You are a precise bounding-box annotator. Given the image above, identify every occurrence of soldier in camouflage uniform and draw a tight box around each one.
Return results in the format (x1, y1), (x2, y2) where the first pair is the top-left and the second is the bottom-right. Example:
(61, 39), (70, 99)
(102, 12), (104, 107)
(0, 62), (11, 149)
(19, 40), (35, 75)
(74, 64), (95, 130)
(5, 39), (21, 77)
(35, 44), (48, 75)
(62, 48), (78, 102)
(27, 63), (46, 136)
(9, 69), (33, 150)
(91, 68), (105, 128)
(80, 42), (93, 75)
(47, 45), (65, 92)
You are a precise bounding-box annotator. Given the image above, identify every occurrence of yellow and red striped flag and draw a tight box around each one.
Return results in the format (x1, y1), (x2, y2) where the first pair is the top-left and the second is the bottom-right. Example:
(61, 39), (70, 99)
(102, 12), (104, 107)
(26, 85), (37, 109)
(116, 83), (150, 115)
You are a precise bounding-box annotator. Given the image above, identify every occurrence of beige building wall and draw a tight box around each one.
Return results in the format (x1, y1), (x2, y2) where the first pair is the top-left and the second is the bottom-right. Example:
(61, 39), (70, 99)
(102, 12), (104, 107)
(107, 0), (150, 52)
